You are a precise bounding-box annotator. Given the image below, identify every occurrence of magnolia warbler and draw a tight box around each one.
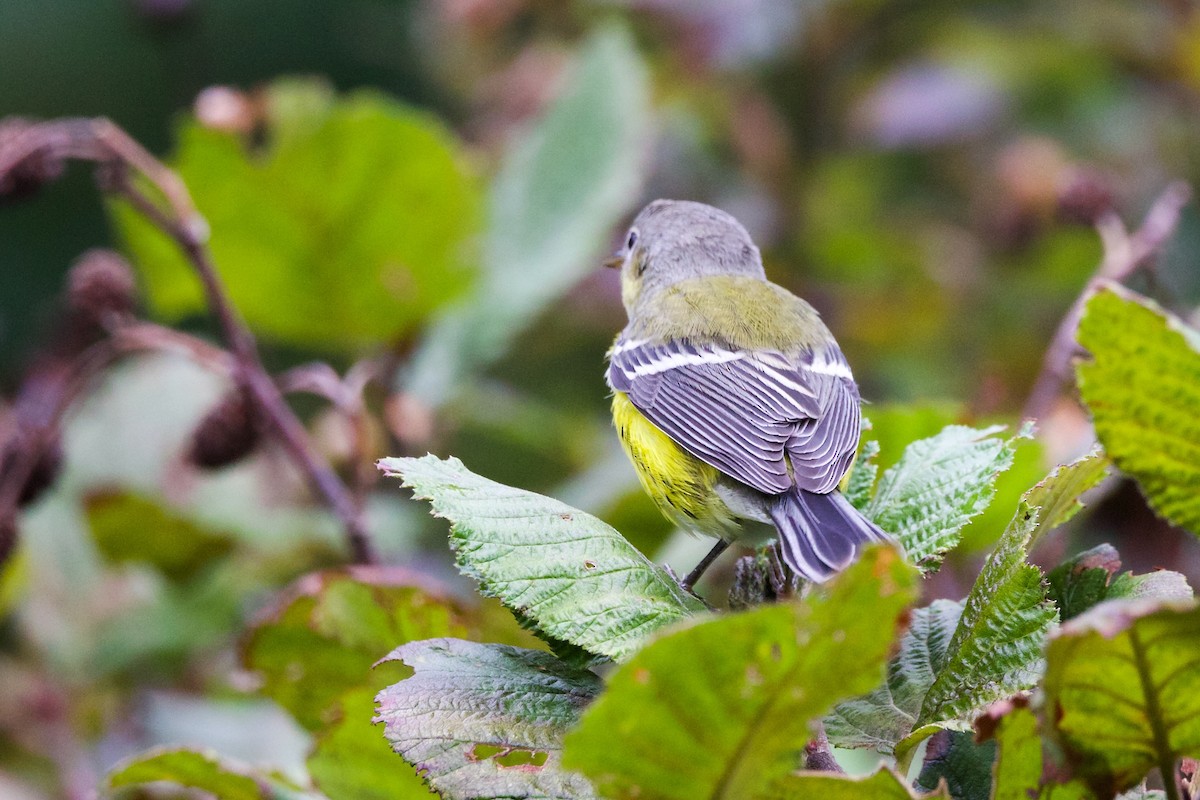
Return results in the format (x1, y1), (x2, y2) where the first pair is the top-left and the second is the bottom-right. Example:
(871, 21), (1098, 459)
(604, 199), (889, 588)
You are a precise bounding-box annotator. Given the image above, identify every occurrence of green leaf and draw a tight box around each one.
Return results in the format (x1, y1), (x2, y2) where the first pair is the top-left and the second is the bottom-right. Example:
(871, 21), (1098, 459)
(243, 568), (536, 732)
(862, 403), (966, 474)
(863, 424), (1024, 571)
(561, 546), (918, 800)
(1020, 449), (1110, 539)
(844, 439), (881, 509)
(981, 701), (1043, 800)
(112, 78), (481, 352)
(93, 565), (243, 677)
(375, 639), (603, 800)
(913, 451), (1109, 741)
(84, 490), (235, 582)
(1049, 544), (1193, 621)
(378, 455), (706, 663)
(914, 730), (997, 800)
(1048, 544), (1125, 622)
(1043, 599), (1200, 797)
(1077, 283), (1200, 534)
(826, 598), (963, 753)
(106, 747), (300, 800)
(308, 686), (437, 800)
(764, 768), (949, 800)
(406, 24), (649, 404)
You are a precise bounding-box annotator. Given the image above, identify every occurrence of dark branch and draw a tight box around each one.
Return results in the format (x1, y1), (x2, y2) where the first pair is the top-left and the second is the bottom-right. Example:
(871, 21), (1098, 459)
(1023, 181), (1191, 422)
(0, 116), (377, 564)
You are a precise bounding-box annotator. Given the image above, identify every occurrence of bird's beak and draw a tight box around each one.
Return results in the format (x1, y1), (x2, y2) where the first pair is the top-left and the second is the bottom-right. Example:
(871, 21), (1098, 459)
(603, 255), (624, 269)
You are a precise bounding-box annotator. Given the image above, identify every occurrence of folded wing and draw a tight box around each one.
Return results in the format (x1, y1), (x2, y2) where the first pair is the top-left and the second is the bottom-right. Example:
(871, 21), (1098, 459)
(607, 337), (861, 496)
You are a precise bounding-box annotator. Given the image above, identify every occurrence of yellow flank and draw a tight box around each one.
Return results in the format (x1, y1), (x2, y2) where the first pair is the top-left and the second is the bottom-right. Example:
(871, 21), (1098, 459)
(611, 391), (738, 539)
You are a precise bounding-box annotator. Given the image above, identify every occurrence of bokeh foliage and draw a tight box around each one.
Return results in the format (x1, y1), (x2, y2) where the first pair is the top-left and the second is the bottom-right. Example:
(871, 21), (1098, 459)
(4, 2), (1200, 800)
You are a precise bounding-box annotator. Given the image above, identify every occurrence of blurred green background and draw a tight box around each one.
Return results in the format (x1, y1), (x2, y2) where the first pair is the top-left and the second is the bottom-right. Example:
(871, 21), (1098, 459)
(3, 0), (1200, 796)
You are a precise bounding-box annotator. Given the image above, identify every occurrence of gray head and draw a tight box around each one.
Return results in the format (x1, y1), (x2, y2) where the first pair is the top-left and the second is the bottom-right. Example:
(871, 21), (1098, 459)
(608, 199), (766, 313)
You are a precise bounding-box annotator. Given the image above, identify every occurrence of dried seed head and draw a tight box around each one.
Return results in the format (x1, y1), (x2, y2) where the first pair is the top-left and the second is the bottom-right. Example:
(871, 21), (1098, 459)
(187, 388), (262, 470)
(18, 437), (64, 508)
(0, 433), (64, 508)
(67, 249), (139, 323)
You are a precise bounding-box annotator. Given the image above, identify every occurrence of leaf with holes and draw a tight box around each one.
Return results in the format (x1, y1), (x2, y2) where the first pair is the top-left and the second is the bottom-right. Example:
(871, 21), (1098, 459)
(378, 455), (706, 663)
(375, 639), (602, 800)
(1043, 599), (1200, 797)
(561, 547), (917, 800)
(862, 424), (1024, 571)
(903, 451), (1109, 757)
(825, 598), (963, 754)
(1077, 283), (1200, 534)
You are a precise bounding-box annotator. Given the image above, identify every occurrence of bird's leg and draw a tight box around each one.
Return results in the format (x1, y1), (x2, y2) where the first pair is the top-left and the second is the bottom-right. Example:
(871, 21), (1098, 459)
(766, 543), (798, 599)
(682, 539), (731, 591)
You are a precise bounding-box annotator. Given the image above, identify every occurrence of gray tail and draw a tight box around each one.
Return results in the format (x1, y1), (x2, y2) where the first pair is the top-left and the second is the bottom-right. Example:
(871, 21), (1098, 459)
(766, 488), (891, 583)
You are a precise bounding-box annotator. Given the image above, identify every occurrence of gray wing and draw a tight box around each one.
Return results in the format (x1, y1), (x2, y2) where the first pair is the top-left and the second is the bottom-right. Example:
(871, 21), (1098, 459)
(607, 337), (861, 495)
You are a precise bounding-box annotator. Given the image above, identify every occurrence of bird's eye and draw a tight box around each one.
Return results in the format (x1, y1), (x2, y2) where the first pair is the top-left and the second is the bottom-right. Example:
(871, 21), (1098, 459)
(626, 229), (639, 250)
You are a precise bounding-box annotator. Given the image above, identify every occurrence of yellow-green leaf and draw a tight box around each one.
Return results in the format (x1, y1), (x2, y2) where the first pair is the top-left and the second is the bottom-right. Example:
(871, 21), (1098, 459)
(1077, 283), (1200, 534)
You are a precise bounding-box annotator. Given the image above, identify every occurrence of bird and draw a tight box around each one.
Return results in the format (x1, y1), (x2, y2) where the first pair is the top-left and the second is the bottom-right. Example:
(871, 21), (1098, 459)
(604, 199), (891, 588)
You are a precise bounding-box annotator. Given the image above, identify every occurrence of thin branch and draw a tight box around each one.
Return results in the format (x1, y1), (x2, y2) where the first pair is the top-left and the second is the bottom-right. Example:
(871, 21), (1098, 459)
(0, 117), (377, 564)
(108, 320), (234, 372)
(1023, 181), (1192, 421)
(804, 723), (844, 773)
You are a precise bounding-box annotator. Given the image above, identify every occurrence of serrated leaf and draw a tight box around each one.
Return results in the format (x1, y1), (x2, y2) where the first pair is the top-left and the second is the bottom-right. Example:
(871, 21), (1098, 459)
(1043, 599), (1200, 797)
(1108, 570), (1194, 603)
(561, 547), (918, 800)
(1021, 448), (1110, 537)
(112, 78), (481, 351)
(913, 451), (1109, 741)
(863, 425), (1021, 571)
(764, 768), (949, 800)
(406, 25), (649, 405)
(378, 455), (706, 663)
(375, 639), (602, 800)
(844, 439), (881, 508)
(106, 747), (302, 800)
(826, 599), (963, 753)
(1077, 283), (1200, 534)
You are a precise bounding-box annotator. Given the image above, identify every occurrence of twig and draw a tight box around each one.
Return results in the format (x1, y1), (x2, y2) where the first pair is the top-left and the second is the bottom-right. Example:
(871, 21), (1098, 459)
(108, 319), (234, 372)
(804, 723), (844, 773)
(277, 359), (384, 504)
(0, 117), (377, 564)
(1023, 181), (1192, 421)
